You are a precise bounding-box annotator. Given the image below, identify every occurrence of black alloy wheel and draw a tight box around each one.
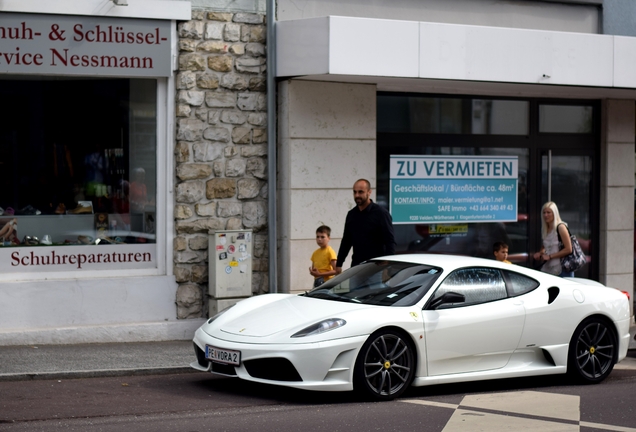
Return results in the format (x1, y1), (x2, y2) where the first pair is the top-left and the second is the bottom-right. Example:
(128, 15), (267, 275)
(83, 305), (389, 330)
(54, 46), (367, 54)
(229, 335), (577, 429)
(568, 317), (617, 384)
(354, 329), (416, 400)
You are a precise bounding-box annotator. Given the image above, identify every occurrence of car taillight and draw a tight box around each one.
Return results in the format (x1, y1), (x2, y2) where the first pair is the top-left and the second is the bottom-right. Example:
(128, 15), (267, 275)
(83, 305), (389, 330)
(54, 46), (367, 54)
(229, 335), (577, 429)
(620, 290), (630, 300)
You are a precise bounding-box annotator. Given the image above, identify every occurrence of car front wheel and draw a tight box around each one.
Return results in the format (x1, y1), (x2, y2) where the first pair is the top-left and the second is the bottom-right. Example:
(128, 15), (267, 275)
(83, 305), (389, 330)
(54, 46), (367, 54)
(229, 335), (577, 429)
(354, 329), (415, 400)
(568, 317), (617, 384)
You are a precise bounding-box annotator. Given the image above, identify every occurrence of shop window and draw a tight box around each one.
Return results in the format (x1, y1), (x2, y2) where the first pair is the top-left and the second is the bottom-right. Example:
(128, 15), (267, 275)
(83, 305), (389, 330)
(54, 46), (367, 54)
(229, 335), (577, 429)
(0, 78), (156, 252)
(377, 96), (529, 135)
(378, 94), (598, 277)
(540, 154), (592, 278)
(377, 146), (529, 265)
(539, 105), (593, 133)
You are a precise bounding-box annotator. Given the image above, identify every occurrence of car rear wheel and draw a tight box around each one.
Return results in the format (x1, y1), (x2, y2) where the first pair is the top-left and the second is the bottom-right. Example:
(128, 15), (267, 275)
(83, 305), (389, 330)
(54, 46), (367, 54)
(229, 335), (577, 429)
(568, 317), (617, 384)
(354, 329), (415, 400)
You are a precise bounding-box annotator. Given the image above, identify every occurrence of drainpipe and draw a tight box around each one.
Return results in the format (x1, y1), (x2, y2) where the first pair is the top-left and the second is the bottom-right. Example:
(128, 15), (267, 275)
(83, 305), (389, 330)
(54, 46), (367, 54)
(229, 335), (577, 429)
(266, 0), (277, 293)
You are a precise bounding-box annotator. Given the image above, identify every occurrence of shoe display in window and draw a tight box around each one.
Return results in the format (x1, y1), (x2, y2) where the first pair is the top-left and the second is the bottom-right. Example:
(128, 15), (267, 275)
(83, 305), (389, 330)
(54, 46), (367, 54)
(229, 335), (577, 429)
(22, 235), (39, 245)
(17, 205), (41, 215)
(4, 207), (15, 215)
(40, 235), (52, 245)
(68, 202), (93, 214)
(55, 203), (66, 215)
(78, 235), (93, 244)
(95, 236), (124, 245)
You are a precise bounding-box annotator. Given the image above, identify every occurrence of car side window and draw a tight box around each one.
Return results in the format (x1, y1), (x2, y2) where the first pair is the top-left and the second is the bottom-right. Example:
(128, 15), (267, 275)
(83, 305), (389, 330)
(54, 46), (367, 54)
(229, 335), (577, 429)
(431, 267), (507, 308)
(502, 270), (539, 297)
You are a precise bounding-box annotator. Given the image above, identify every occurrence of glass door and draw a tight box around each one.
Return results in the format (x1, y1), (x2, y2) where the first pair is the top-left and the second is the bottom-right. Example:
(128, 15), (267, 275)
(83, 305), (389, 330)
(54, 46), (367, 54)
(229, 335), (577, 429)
(540, 152), (593, 278)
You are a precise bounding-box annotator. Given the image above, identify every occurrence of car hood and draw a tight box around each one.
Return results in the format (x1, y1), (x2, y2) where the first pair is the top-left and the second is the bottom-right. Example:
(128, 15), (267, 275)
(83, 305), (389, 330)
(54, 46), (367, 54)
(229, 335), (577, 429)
(219, 295), (366, 337)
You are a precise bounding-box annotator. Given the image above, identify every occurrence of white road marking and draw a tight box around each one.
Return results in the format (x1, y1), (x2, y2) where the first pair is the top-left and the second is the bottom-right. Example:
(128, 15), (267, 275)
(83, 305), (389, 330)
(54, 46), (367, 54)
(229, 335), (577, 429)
(579, 422), (636, 432)
(402, 399), (459, 410)
(614, 356), (636, 370)
(402, 390), (636, 432)
(460, 391), (579, 421)
(443, 408), (578, 432)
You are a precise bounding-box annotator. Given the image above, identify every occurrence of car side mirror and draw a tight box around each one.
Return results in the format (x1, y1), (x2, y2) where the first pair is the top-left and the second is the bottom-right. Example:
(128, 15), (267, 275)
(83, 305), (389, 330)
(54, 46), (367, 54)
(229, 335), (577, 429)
(428, 291), (466, 310)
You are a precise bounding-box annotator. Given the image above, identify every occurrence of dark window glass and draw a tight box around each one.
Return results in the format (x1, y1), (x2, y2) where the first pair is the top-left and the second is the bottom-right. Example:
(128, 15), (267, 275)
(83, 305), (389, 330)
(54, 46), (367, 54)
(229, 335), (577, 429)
(378, 93), (599, 279)
(0, 78), (157, 249)
(541, 154), (592, 278)
(539, 105), (593, 133)
(378, 96), (528, 135)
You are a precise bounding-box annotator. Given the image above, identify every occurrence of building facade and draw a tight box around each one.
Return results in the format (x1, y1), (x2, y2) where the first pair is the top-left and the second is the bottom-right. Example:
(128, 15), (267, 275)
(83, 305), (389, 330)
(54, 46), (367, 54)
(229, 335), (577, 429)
(0, 0), (634, 345)
(0, 0), (271, 345)
(275, 0), (636, 316)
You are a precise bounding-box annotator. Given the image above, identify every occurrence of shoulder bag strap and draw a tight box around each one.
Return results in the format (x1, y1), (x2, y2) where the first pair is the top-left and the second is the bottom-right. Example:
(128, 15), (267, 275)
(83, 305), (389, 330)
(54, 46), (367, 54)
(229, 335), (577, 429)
(556, 223), (571, 243)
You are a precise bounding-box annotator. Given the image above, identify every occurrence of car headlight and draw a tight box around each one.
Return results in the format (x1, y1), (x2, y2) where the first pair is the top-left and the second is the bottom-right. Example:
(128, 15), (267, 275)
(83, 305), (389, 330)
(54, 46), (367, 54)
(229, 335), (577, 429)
(291, 318), (346, 338)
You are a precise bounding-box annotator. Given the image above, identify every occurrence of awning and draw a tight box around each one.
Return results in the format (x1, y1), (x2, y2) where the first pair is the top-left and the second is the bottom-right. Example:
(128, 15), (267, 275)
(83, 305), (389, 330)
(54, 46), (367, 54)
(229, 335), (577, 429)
(277, 16), (636, 98)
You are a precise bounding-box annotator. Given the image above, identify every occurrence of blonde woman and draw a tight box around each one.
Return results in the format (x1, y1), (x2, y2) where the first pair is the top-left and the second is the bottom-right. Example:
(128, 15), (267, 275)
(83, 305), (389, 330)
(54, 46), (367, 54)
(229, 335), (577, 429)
(532, 201), (574, 277)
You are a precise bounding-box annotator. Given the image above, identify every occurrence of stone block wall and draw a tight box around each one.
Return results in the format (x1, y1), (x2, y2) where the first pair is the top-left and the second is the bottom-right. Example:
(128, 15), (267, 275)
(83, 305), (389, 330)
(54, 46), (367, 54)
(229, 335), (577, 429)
(174, 10), (269, 319)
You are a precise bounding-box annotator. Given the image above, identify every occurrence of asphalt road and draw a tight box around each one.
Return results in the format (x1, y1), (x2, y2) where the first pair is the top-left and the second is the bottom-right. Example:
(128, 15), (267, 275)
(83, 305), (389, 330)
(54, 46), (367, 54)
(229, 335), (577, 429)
(1, 360), (635, 432)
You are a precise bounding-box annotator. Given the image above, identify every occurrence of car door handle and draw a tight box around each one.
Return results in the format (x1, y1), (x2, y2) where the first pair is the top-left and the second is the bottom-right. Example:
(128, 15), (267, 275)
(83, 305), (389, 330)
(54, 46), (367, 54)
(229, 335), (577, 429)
(513, 300), (524, 306)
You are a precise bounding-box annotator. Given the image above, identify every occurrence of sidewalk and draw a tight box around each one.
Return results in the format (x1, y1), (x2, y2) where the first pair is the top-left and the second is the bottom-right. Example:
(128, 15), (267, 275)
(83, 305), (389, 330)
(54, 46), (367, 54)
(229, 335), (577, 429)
(1, 330), (635, 382)
(0, 340), (196, 382)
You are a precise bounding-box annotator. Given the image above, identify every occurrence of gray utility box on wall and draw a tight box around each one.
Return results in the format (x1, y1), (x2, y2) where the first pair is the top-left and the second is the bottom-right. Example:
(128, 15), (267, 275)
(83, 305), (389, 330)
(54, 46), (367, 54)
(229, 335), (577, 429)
(208, 229), (253, 315)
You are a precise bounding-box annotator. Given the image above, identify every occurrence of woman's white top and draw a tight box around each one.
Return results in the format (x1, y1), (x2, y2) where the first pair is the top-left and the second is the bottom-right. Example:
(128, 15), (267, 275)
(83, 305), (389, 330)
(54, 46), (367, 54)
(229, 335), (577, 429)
(543, 229), (561, 275)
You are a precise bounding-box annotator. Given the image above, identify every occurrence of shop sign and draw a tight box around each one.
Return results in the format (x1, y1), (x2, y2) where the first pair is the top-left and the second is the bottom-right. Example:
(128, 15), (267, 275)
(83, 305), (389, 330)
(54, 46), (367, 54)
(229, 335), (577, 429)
(429, 224), (468, 236)
(0, 13), (172, 77)
(390, 155), (518, 224)
(0, 244), (156, 273)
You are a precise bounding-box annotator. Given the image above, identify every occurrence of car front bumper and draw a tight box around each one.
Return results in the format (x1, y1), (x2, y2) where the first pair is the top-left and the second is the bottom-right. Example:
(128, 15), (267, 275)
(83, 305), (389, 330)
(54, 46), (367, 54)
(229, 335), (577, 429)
(191, 327), (368, 391)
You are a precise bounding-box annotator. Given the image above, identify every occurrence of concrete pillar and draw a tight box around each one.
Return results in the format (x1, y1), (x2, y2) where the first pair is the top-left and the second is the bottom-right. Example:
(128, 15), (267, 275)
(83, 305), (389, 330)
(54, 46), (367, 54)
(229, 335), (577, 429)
(600, 99), (634, 316)
(277, 80), (377, 293)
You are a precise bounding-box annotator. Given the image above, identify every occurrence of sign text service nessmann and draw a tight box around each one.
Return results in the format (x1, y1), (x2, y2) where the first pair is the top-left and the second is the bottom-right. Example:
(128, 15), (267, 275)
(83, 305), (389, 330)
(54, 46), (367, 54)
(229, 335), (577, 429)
(0, 13), (172, 77)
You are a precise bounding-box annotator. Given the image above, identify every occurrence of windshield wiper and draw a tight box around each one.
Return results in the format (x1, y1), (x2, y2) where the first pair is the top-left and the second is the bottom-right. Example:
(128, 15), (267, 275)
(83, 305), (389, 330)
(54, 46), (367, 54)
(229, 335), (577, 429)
(308, 292), (358, 303)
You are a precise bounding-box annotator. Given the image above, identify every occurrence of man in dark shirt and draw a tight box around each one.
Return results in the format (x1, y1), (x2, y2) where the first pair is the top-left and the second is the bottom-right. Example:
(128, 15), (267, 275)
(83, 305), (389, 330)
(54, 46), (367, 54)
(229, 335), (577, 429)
(336, 179), (396, 274)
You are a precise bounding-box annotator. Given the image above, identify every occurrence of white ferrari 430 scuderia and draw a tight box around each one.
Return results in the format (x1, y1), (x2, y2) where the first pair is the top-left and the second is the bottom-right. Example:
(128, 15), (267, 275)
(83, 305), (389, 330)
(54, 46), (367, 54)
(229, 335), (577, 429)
(192, 254), (631, 400)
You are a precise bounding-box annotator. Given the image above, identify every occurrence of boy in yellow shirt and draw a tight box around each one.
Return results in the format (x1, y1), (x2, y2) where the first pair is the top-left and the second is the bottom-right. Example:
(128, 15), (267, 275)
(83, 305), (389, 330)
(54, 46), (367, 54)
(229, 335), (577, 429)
(493, 241), (512, 264)
(309, 225), (337, 288)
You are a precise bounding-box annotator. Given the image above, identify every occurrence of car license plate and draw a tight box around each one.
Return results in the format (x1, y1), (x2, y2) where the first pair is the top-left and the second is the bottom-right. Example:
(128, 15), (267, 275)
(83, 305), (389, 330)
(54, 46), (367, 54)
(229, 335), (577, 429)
(205, 345), (241, 366)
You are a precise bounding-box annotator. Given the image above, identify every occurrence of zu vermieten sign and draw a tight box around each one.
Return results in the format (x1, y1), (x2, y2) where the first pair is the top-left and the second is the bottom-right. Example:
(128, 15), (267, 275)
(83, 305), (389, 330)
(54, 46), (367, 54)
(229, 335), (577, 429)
(389, 155), (518, 224)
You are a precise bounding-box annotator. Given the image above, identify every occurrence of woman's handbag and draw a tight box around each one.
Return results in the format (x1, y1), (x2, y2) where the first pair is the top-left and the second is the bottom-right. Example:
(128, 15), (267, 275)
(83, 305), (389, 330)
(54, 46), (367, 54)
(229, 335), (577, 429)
(557, 224), (587, 273)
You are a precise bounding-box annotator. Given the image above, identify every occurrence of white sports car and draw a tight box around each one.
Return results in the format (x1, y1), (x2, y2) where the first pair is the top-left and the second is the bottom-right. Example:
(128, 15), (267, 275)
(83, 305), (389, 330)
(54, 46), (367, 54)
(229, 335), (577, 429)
(191, 255), (631, 400)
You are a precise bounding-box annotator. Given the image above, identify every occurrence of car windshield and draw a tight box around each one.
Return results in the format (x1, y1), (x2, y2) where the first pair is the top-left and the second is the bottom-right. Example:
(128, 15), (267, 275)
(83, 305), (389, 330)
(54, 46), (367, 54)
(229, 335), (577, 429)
(304, 261), (443, 306)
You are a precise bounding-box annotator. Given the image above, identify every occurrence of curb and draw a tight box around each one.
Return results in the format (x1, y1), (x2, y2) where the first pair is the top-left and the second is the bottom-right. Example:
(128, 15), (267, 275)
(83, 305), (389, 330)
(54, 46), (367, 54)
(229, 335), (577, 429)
(0, 366), (199, 382)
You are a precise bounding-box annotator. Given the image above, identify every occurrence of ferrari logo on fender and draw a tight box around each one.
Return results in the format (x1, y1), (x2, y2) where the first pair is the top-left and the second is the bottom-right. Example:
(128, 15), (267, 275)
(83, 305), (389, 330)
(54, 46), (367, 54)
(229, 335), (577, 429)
(409, 312), (419, 321)
(239, 328), (246, 333)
